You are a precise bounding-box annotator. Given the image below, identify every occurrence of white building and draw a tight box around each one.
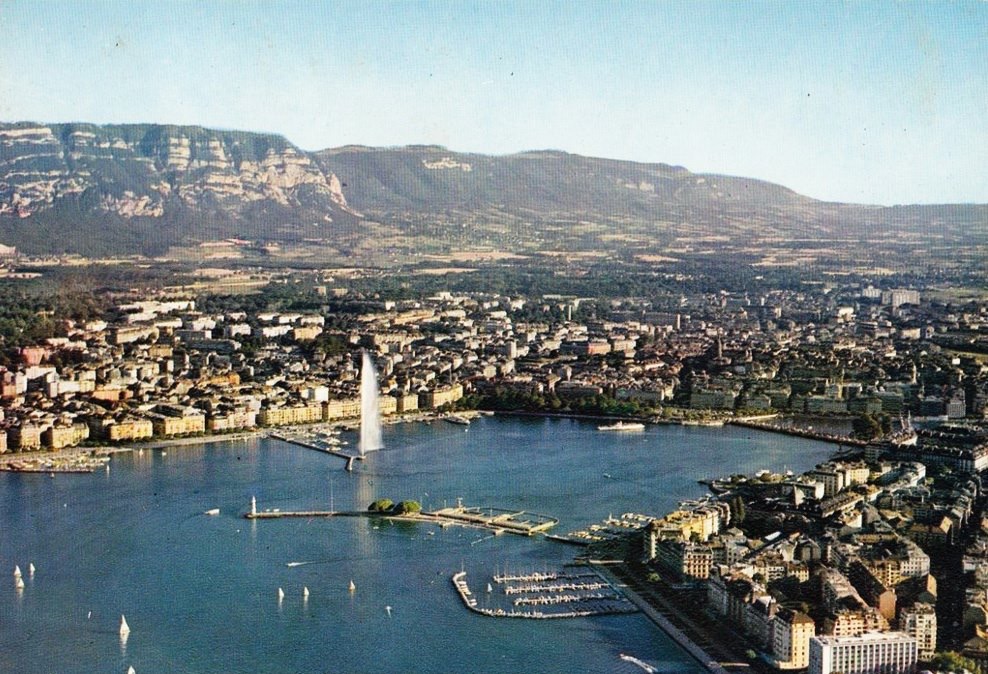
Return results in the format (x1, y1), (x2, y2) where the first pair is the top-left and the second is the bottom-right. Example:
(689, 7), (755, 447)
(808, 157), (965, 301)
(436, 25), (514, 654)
(771, 608), (816, 670)
(899, 603), (937, 661)
(882, 289), (920, 308)
(809, 631), (917, 674)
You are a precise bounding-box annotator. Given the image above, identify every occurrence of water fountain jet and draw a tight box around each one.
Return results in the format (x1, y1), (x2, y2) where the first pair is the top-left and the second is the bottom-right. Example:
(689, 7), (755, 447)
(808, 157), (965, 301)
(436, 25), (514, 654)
(359, 351), (383, 455)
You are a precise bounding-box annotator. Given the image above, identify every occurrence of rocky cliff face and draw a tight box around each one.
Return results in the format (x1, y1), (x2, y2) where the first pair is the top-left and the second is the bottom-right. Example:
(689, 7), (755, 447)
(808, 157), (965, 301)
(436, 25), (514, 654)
(2, 121), (985, 258)
(0, 123), (355, 220)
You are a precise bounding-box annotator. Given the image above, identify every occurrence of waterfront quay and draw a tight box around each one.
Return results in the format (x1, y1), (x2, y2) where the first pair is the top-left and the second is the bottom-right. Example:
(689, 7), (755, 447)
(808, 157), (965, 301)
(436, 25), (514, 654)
(267, 430), (364, 468)
(429, 505), (558, 535)
(601, 561), (766, 674)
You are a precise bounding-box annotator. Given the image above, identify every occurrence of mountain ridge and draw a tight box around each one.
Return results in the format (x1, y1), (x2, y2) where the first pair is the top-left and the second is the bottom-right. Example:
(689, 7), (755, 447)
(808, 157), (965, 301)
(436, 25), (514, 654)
(1, 121), (985, 258)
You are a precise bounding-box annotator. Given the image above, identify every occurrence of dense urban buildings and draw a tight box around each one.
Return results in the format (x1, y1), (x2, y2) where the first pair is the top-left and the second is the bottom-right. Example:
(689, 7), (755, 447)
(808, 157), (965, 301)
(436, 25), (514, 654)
(2, 261), (988, 673)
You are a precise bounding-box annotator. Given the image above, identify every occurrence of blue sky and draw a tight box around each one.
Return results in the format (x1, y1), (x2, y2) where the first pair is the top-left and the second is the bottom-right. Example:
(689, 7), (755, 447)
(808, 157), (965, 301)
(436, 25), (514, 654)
(1, 1), (986, 205)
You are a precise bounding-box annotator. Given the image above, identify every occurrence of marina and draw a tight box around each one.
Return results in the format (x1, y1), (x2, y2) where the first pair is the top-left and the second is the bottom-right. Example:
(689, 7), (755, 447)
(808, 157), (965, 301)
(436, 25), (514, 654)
(267, 430), (363, 466)
(502, 580), (610, 595)
(492, 570), (596, 583)
(0, 452), (111, 474)
(452, 570), (638, 619)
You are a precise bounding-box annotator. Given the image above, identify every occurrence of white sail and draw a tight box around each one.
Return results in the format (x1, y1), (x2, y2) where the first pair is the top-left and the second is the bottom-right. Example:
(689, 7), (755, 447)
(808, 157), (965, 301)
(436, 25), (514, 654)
(15, 576), (25, 589)
(128, 666), (136, 674)
(28, 563), (35, 576)
(303, 586), (310, 598)
(119, 615), (130, 636)
(277, 587), (285, 601)
(349, 579), (356, 592)
(13, 565), (21, 579)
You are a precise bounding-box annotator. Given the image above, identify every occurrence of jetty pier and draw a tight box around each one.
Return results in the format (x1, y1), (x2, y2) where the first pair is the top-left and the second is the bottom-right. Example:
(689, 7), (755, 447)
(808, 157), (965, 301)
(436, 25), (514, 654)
(428, 505), (558, 535)
(244, 500), (559, 538)
(268, 431), (365, 468)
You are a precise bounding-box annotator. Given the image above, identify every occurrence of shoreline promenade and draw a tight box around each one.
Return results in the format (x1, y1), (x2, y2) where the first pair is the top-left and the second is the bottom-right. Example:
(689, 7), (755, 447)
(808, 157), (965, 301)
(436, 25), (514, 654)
(591, 563), (731, 674)
(599, 562), (774, 674)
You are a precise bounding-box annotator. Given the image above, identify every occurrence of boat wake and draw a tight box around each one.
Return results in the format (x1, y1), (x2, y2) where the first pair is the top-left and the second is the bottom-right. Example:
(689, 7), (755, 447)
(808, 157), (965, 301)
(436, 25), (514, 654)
(619, 654), (658, 673)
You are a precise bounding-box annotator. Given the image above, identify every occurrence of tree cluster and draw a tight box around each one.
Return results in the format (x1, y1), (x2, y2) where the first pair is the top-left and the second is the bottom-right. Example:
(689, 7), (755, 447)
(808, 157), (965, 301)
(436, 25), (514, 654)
(367, 498), (422, 515)
(457, 388), (647, 418)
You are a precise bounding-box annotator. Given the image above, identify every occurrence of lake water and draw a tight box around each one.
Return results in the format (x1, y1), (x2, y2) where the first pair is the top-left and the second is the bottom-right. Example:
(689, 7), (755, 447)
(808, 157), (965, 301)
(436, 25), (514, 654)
(0, 416), (835, 674)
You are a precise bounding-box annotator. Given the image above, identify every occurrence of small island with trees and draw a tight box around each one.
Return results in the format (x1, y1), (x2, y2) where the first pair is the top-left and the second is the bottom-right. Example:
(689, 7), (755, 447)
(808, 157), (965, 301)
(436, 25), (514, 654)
(368, 498), (422, 516)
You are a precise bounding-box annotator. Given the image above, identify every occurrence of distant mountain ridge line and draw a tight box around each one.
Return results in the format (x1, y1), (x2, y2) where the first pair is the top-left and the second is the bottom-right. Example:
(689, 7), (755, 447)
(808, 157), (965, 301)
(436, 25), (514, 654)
(0, 121), (985, 257)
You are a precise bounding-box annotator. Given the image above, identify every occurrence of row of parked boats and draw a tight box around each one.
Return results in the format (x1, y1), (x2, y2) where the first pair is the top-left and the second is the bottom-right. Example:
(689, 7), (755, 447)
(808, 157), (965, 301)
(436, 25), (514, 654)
(452, 570), (638, 620)
(2, 453), (111, 473)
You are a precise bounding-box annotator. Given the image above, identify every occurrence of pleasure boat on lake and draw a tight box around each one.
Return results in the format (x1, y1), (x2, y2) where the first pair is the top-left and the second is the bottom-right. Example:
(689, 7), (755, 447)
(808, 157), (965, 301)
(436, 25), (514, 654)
(597, 421), (645, 432)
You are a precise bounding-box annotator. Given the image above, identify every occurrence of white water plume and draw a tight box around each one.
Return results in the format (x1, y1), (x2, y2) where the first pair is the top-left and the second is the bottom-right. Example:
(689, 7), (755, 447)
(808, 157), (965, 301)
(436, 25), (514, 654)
(359, 351), (383, 454)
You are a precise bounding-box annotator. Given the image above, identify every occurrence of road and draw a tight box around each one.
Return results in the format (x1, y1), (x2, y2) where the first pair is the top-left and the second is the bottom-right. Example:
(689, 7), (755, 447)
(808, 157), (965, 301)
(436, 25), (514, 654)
(606, 561), (772, 674)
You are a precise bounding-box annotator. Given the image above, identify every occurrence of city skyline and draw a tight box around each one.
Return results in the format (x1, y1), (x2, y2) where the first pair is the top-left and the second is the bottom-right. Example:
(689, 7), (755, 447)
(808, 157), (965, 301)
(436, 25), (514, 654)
(1, 1), (986, 206)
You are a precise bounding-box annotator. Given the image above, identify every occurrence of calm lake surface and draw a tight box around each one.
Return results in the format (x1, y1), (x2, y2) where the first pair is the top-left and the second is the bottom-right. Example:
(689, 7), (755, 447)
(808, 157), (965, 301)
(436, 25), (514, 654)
(0, 416), (835, 674)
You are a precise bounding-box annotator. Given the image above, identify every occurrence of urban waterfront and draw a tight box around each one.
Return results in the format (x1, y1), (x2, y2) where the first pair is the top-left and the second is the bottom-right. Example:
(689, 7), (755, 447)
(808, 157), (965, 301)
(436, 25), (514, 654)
(0, 416), (835, 674)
